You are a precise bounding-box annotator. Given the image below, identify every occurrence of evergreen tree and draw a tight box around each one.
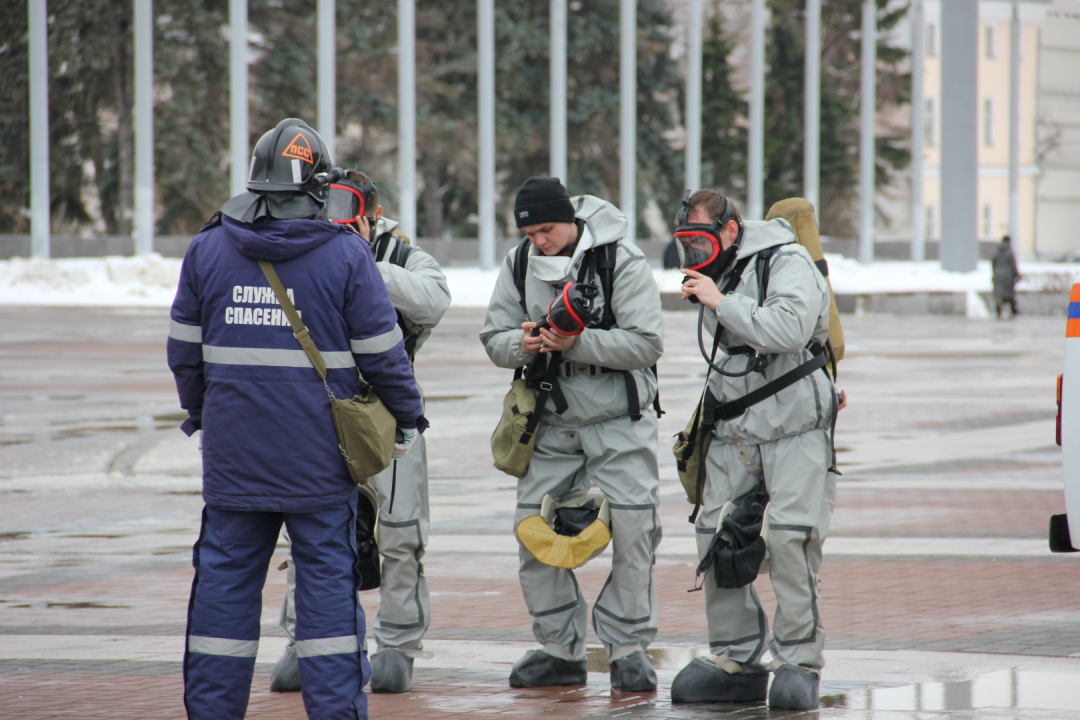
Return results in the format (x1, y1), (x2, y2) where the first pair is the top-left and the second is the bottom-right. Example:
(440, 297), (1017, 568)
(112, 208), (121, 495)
(698, 3), (748, 208)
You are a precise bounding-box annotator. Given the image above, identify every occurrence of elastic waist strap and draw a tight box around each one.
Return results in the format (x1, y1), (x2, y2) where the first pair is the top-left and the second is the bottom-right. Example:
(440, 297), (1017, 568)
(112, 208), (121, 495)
(559, 362), (610, 378)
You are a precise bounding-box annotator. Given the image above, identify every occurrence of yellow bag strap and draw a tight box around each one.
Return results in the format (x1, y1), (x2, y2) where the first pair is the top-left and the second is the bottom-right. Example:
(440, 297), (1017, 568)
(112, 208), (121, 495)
(257, 260), (328, 382)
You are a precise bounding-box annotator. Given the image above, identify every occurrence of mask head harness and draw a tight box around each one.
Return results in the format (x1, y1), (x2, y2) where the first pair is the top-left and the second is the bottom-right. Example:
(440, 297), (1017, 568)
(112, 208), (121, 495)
(325, 178), (378, 227)
(674, 189), (739, 280)
(535, 282), (600, 337)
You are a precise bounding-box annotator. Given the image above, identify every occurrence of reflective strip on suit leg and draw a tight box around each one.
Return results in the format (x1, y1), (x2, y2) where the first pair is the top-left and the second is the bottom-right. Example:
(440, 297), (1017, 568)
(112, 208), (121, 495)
(295, 635), (360, 658)
(187, 635), (259, 658)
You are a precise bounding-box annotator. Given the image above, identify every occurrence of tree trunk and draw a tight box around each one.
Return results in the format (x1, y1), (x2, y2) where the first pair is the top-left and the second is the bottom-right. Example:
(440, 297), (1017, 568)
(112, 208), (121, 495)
(420, 158), (444, 238)
(114, 6), (134, 237)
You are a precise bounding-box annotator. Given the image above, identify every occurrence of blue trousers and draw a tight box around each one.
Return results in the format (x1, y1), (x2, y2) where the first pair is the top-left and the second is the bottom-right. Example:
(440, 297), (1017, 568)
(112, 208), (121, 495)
(184, 498), (369, 719)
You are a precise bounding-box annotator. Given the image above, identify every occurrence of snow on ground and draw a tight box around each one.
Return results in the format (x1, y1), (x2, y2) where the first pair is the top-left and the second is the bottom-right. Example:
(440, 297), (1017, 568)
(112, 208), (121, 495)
(0, 254), (1077, 309)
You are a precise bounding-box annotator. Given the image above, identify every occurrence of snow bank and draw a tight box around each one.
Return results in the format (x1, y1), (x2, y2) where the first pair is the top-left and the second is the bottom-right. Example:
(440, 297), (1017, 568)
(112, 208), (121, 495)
(0, 254), (1077, 309)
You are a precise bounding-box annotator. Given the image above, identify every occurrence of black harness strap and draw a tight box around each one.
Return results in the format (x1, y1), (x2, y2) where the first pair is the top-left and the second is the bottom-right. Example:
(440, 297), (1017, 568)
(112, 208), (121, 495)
(519, 350), (565, 445)
(374, 232), (421, 361)
(713, 343), (828, 422)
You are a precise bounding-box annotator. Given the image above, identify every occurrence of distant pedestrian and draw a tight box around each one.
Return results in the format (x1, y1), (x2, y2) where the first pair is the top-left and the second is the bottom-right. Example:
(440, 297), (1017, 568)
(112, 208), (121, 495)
(992, 235), (1021, 318)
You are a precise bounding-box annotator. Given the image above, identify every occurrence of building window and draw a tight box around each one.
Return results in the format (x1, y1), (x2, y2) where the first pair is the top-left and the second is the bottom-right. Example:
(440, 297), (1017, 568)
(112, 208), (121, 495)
(985, 24), (995, 58)
(925, 98), (935, 147)
(983, 204), (993, 238)
(927, 23), (936, 57)
(983, 97), (994, 147)
(925, 205), (935, 241)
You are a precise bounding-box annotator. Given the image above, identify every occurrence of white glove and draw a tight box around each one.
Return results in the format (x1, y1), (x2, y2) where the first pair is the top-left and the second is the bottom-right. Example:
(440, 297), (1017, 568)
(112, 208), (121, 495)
(392, 428), (417, 459)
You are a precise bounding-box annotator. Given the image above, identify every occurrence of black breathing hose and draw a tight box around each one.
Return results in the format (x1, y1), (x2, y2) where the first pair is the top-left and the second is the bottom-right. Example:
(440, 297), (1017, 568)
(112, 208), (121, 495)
(695, 304), (762, 378)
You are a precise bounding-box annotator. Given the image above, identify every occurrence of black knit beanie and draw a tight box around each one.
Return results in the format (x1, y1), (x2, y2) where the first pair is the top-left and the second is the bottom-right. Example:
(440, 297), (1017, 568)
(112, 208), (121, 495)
(514, 177), (576, 228)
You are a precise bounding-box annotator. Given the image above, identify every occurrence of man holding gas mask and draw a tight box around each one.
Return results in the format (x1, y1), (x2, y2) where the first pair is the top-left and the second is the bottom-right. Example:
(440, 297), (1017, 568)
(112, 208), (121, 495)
(672, 189), (839, 711)
(270, 171), (451, 695)
(480, 177), (664, 691)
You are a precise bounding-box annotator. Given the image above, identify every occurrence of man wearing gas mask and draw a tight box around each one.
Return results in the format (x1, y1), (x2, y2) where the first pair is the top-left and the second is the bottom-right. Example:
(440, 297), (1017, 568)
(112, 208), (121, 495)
(672, 190), (838, 711)
(480, 177), (664, 691)
(269, 171), (451, 695)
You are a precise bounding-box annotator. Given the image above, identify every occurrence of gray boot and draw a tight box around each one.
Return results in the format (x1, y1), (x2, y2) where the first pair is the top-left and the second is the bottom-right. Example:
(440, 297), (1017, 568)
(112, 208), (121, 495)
(670, 657), (768, 704)
(269, 644), (301, 692)
(768, 663), (819, 711)
(370, 648), (414, 693)
(509, 649), (587, 688)
(610, 650), (657, 692)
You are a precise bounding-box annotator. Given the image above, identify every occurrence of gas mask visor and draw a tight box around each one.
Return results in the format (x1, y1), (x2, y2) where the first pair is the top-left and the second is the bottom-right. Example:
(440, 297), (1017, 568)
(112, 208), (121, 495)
(674, 228), (722, 272)
(325, 182), (377, 225)
(537, 282), (600, 336)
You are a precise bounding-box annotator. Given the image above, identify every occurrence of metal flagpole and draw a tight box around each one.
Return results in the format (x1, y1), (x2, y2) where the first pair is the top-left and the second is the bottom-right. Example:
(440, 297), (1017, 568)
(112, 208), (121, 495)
(478, 0), (496, 269)
(29, 0), (50, 258)
(620, 0), (637, 243)
(317, 0), (336, 161)
(1008, 0), (1021, 247)
(229, 0), (248, 197)
(803, 0), (821, 212)
(858, 0), (876, 264)
(398, 0), (416, 238)
(910, 0), (925, 261)
(550, 0), (567, 182)
(748, 0), (765, 220)
(940, 0), (978, 272)
(685, 0), (703, 192)
(134, 0), (154, 255)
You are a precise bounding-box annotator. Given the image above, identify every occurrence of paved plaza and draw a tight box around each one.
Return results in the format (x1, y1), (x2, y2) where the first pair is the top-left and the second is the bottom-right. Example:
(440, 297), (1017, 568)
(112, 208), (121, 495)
(2, 305), (1079, 718)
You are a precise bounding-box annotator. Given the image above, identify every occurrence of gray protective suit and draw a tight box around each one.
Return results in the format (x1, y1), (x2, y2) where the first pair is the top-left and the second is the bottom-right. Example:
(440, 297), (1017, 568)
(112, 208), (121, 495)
(695, 219), (837, 670)
(479, 196), (664, 662)
(280, 219), (451, 655)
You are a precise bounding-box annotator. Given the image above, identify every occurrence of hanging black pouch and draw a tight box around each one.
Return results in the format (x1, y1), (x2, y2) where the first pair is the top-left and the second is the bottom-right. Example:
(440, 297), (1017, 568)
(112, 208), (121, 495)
(695, 488), (769, 589)
(354, 485), (381, 591)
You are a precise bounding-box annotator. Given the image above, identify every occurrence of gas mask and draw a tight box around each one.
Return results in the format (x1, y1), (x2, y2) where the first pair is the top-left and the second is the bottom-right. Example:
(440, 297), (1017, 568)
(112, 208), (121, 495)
(673, 189), (740, 283)
(325, 180), (379, 231)
(535, 282), (600, 336)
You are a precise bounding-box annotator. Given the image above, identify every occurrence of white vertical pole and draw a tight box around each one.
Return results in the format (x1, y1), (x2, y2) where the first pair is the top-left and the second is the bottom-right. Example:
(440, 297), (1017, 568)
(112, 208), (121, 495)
(317, 0), (336, 161)
(1008, 0), (1021, 245)
(134, 0), (154, 255)
(803, 0), (820, 211)
(940, 0), (979, 272)
(478, 0), (496, 269)
(620, 0), (636, 243)
(910, 0), (925, 261)
(858, 0), (876, 264)
(398, 0), (416, 238)
(550, 0), (567, 182)
(685, 0), (703, 192)
(229, 0), (248, 197)
(748, 0), (765, 221)
(29, 0), (50, 258)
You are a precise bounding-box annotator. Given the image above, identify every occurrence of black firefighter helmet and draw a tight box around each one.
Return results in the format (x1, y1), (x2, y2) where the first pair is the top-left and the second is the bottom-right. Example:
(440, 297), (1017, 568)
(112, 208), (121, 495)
(247, 118), (333, 202)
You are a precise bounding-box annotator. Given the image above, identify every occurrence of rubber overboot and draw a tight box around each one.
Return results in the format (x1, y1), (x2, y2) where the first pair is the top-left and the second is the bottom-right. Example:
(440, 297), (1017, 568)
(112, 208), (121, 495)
(768, 663), (819, 711)
(670, 656), (768, 704)
(269, 644), (301, 692)
(509, 649), (587, 688)
(610, 650), (657, 692)
(370, 648), (414, 693)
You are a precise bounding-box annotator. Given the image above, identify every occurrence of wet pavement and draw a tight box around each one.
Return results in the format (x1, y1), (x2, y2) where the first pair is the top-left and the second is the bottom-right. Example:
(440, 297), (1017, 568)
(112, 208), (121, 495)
(2, 306), (1079, 718)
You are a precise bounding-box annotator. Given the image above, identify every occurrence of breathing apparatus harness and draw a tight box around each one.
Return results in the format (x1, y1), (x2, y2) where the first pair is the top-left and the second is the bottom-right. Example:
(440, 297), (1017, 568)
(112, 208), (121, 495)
(511, 235), (663, 435)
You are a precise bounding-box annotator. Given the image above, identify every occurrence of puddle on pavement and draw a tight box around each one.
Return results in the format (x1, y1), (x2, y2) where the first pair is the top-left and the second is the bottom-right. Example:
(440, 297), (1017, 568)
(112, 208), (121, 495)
(587, 650), (1080, 712)
(823, 669), (1080, 712)
(0, 531), (31, 541)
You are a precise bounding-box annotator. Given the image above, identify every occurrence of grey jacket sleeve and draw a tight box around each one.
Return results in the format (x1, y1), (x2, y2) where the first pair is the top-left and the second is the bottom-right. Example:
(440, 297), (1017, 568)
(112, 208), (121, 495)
(479, 254), (532, 369)
(377, 247), (452, 328)
(714, 248), (826, 354)
(563, 253), (664, 370)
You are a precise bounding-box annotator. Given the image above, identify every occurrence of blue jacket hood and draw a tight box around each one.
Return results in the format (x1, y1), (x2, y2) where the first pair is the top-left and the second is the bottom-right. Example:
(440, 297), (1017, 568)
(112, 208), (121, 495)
(223, 215), (344, 262)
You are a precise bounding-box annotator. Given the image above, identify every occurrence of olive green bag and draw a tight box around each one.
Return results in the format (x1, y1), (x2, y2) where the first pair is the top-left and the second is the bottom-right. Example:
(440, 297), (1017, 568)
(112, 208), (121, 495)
(491, 377), (538, 478)
(259, 260), (396, 484)
(491, 351), (562, 478)
(673, 391), (714, 505)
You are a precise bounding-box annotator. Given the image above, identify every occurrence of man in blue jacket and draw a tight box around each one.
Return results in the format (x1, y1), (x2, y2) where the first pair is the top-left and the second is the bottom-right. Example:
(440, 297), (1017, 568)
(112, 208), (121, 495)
(167, 118), (425, 720)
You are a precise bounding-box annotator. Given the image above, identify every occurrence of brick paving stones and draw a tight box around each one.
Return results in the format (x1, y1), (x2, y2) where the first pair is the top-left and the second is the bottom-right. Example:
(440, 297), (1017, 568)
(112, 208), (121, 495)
(3, 307), (1080, 718)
